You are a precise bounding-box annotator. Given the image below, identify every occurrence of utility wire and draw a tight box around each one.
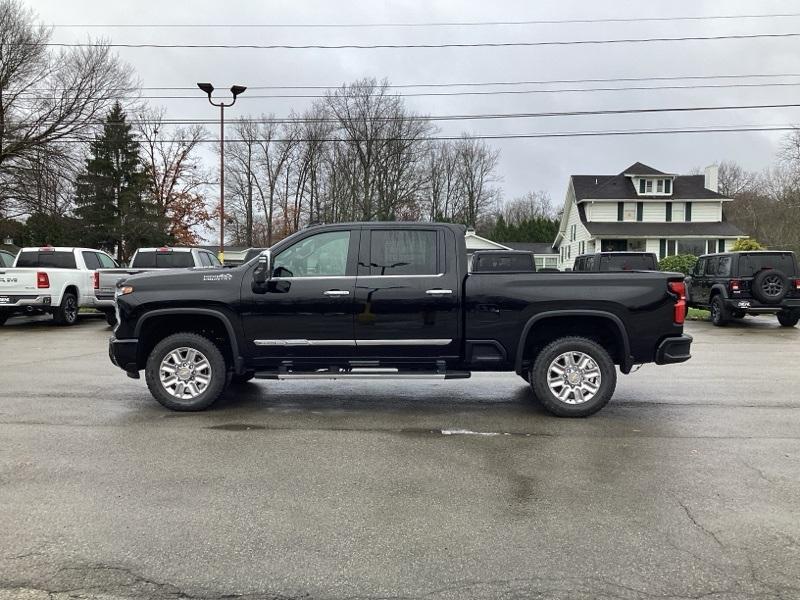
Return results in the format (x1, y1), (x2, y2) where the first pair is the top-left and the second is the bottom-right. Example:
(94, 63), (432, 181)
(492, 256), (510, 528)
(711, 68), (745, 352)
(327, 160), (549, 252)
(19, 72), (800, 92)
(16, 80), (800, 100)
(47, 12), (800, 28)
(41, 32), (800, 50)
(43, 125), (800, 144)
(22, 103), (800, 126)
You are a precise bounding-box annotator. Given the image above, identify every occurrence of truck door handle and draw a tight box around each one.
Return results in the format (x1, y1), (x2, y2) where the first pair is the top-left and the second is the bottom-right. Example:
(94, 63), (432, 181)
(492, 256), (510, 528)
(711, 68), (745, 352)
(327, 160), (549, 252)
(323, 290), (350, 296)
(426, 289), (453, 295)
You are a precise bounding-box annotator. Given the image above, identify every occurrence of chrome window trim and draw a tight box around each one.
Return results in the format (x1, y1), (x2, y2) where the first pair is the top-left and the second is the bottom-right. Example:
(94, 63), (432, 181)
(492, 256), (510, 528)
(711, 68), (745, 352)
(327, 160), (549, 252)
(356, 273), (445, 279)
(254, 339), (356, 347)
(357, 338), (453, 346)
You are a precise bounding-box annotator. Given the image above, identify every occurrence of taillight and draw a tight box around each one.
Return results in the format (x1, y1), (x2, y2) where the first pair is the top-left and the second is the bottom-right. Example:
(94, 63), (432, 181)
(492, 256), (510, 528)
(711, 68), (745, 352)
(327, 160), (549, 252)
(668, 281), (686, 325)
(93, 271), (100, 289)
(36, 272), (49, 288)
(794, 279), (800, 290)
(730, 279), (741, 292)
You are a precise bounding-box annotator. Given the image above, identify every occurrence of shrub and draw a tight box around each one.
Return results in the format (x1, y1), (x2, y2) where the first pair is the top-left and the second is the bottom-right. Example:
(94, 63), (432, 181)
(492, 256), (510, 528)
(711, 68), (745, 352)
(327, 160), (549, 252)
(659, 254), (698, 275)
(731, 238), (764, 251)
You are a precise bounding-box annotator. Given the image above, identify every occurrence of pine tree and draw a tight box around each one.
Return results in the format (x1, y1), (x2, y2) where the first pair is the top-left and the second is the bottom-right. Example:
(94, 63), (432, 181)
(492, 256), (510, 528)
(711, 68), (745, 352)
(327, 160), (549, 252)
(74, 103), (165, 260)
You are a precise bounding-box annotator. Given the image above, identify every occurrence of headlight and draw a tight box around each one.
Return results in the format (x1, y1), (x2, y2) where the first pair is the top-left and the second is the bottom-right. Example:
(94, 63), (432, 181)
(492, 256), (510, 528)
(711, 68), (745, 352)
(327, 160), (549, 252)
(117, 285), (134, 296)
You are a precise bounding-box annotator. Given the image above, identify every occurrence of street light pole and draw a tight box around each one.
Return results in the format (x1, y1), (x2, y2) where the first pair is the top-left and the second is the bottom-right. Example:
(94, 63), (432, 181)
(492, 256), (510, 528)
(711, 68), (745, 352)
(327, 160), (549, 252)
(196, 83), (247, 263)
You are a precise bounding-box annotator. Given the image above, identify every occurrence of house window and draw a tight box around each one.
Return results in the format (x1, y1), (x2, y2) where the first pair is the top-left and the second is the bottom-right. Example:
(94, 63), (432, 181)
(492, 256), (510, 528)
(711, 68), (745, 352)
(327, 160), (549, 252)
(617, 202), (624, 221)
(657, 179), (664, 193)
(685, 202), (693, 222)
(666, 203), (672, 222)
(636, 202), (643, 222)
(664, 179), (672, 194)
(668, 240), (676, 255)
(676, 238), (707, 256)
(645, 180), (653, 193)
(718, 239), (725, 252)
(570, 224), (576, 241)
(659, 239), (666, 258)
(639, 179), (646, 194)
(568, 245), (571, 259)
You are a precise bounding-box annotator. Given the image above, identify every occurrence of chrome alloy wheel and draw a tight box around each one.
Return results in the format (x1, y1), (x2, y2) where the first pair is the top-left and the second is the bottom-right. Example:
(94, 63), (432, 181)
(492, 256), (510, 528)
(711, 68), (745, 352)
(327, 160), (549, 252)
(546, 351), (602, 404)
(159, 347), (212, 400)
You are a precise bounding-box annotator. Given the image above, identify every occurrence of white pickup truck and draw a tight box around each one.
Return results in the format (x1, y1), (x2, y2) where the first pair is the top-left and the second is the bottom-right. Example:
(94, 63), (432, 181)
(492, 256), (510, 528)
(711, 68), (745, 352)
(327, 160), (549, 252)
(0, 247), (119, 326)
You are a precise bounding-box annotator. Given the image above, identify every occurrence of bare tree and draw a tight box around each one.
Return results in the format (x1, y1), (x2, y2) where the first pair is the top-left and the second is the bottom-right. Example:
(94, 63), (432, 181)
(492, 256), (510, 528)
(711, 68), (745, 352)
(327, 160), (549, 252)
(0, 0), (136, 218)
(137, 107), (210, 245)
(452, 136), (501, 227)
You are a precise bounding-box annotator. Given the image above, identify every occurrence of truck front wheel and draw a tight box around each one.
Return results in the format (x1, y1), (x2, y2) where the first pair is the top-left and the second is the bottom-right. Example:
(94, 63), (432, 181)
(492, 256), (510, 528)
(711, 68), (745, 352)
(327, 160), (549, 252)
(145, 332), (227, 411)
(529, 337), (617, 417)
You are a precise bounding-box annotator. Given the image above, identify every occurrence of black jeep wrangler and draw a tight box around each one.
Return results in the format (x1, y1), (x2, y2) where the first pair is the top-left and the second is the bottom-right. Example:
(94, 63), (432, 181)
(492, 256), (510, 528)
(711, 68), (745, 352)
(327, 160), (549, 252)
(685, 251), (800, 327)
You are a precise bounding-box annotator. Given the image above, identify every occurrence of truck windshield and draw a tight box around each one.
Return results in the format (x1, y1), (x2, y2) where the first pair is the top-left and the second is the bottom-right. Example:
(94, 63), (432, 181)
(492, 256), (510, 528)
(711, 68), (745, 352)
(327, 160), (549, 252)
(131, 251), (195, 268)
(738, 253), (796, 276)
(16, 251), (77, 269)
(599, 254), (657, 271)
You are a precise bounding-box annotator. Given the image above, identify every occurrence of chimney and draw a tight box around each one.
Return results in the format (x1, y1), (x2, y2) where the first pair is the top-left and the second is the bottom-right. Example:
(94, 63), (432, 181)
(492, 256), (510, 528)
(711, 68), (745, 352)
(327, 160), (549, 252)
(704, 164), (718, 192)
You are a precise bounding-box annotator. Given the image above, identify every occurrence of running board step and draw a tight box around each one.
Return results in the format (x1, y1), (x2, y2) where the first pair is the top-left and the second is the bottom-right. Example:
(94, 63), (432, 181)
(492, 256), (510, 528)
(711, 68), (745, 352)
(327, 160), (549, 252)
(254, 367), (471, 381)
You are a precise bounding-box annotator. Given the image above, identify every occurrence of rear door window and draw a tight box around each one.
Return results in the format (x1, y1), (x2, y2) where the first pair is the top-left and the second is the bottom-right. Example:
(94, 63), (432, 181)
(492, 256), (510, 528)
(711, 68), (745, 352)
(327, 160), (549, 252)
(82, 251), (101, 270)
(705, 257), (718, 276)
(738, 253), (797, 276)
(16, 251), (77, 269)
(368, 229), (438, 276)
(717, 256), (732, 276)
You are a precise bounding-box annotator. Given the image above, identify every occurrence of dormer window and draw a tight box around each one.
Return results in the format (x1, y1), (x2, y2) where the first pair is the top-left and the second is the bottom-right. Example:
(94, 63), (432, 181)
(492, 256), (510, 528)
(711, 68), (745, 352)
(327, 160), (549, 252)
(637, 177), (673, 196)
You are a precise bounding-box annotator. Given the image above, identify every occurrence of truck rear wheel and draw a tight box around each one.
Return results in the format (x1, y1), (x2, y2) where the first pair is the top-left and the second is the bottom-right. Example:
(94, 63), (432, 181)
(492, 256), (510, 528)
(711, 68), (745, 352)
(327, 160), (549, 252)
(145, 332), (227, 411)
(53, 292), (78, 326)
(529, 336), (616, 417)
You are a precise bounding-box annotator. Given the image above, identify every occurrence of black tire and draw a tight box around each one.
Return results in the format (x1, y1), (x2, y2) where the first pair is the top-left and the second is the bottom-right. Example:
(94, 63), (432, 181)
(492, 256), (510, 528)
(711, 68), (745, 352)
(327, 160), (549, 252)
(104, 310), (117, 327)
(752, 269), (789, 304)
(777, 311), (800, 327)
(145, 332), (227, 411)
(0, 312), (7, 326)
(53, 292), (78, 326)
(529, 336), (617, 418)
(710, 295), (729, 327)
(230, 372), (255, 385)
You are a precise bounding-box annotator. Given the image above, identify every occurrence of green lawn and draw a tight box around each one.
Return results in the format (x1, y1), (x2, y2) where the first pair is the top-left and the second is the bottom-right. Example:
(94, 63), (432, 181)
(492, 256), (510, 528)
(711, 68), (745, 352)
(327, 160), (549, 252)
(687, 308), (710, 321)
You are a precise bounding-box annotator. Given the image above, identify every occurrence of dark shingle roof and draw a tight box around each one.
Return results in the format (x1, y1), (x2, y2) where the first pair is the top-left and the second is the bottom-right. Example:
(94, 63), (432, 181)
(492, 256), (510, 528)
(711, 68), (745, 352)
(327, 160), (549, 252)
(581, 221), (745, 237)
(572, 174), (727, 201)
(621, 162), (668, 176)
(504, 242), (558, 254)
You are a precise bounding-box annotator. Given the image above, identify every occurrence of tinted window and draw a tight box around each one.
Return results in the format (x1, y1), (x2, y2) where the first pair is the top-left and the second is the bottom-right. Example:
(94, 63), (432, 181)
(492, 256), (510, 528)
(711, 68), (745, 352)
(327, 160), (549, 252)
(131, 251), (195, 269)
(738, 253), (797, 277)
(369, 230), (437, 276)
(207, 253), (221, 267)
(82, 251), (101, 270)
(599, 254), (657, 271)
(473, 253), (534, 272)
(16, 251), (77, 269)
(585, 256), (595, 270)
(718, 256), (732, 277)
(273, 230), (351, 277)
(97, 253), (117, 268)
(705, 257), (718, 276)
(696, 258), (707, 276)
(0, 252), (15, 267)
(198, 252), (212, 267)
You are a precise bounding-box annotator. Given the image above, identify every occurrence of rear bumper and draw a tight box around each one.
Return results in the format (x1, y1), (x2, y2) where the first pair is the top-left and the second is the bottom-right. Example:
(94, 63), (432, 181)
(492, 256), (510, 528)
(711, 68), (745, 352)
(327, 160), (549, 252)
(724, 297), (800, 313)
(655, 334), (693, 365)
(0, 295), (52, 310)
(109, 336), (139, 375)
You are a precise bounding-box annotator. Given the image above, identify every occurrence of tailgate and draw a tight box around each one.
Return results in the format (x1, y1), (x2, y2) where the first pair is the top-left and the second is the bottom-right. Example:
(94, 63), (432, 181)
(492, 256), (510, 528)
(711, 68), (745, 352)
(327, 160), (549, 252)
(0, 269), (43, 305)
(97, 269), (150, 296)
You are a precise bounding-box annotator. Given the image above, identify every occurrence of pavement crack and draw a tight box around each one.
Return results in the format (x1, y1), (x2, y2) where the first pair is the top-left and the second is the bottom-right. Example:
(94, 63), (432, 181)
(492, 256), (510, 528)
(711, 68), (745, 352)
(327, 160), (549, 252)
(677, 500), (724, 548)
(740, 459), (776, 484)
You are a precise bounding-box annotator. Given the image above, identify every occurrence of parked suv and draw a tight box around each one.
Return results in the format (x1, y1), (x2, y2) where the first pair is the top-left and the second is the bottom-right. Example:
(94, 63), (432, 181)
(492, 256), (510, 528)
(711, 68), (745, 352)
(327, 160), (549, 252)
(573, 252), (658, 272)
(685, 251), (800, 327)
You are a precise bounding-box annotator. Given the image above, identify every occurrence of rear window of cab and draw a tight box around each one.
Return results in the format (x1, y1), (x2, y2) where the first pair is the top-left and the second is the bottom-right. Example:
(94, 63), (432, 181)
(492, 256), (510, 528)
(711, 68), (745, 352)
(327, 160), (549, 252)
(131, 251), (195, 268)
(16, 251), (77, 269)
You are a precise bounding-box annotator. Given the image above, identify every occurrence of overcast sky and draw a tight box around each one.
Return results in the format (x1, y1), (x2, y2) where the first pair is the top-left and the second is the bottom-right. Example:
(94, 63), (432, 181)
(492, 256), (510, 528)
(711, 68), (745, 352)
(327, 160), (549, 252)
(28, 0), (800, 208)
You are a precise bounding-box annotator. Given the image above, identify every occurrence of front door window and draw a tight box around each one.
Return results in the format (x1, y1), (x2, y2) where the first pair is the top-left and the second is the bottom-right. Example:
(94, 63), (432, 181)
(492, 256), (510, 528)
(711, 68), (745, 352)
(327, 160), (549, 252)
(273, 231), (351, 278)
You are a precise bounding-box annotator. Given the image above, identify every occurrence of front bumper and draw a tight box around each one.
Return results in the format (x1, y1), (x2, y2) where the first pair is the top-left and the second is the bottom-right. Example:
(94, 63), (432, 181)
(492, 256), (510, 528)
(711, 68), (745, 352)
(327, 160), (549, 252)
(724, 297), (800, 313)
(655, 334), (693, 365)
(108, 336), (139, 376)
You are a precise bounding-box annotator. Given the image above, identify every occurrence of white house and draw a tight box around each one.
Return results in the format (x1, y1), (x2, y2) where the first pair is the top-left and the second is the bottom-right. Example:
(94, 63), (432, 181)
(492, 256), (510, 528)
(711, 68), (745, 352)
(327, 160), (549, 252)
(553, 162), (745, 270)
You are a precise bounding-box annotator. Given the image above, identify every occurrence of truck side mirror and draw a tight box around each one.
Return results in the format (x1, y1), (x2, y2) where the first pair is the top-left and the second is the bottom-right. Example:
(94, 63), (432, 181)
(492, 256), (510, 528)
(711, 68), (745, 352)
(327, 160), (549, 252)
(252, 250), (272, 291)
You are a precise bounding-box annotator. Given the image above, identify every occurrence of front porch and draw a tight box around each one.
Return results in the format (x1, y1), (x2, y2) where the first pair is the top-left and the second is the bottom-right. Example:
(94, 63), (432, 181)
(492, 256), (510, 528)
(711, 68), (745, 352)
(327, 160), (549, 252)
(595, 237), (736, 259)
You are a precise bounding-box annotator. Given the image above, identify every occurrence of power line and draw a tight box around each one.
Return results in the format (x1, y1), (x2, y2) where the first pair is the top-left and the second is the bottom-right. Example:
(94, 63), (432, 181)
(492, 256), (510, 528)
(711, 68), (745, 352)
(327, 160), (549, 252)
(47, 12), (800, 28)
(44, 125), (800, 144)
(17, 80), (800, 100)
(21, 72), (800, 92)
(42, 32), (800, 50)
(24, 102), (800, 126)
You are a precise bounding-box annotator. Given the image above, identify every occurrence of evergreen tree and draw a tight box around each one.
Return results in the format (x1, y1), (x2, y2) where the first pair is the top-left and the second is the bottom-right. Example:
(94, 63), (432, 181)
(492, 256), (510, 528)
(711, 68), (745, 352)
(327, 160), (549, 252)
(74, 103), (165, 260)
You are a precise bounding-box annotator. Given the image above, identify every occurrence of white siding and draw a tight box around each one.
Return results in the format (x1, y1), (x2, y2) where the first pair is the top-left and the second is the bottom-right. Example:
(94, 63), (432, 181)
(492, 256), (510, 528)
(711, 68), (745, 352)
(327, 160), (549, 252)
(557, 199), (592, 270)
(646, 239), (661, 259)
(691, 201), (722, 222)
(588, 202), (617, 222)
(642, 202), (666, 222)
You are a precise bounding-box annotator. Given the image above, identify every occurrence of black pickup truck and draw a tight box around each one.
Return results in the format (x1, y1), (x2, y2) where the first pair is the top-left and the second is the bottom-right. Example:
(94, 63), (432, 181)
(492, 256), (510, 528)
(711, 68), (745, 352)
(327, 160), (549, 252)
(109, 222), (692, 417)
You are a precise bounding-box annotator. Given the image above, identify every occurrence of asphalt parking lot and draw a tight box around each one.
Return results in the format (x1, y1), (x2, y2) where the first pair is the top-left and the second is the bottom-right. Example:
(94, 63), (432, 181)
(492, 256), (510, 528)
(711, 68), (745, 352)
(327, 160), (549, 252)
(1, 315), (799, 600)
